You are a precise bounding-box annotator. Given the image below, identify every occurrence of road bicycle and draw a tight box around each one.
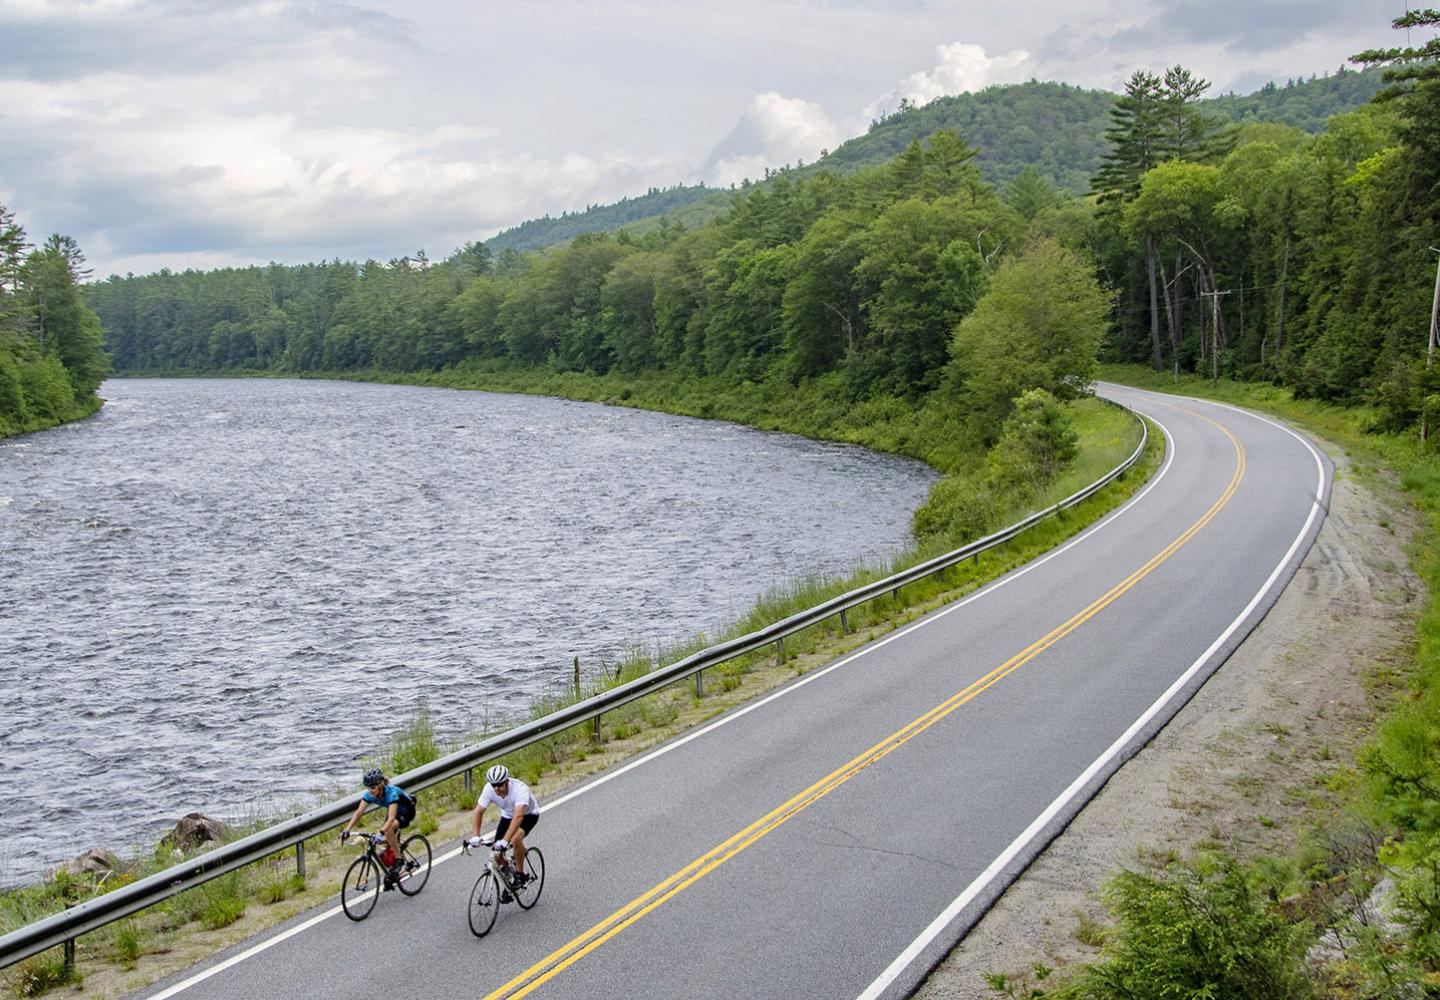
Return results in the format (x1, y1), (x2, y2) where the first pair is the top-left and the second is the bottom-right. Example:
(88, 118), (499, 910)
(339, 829), (432, 921)
(464, 832), (545, 937)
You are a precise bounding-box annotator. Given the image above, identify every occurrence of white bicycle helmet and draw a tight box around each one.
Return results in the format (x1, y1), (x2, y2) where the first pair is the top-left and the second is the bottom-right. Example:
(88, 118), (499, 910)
(486, 764), (510, 786)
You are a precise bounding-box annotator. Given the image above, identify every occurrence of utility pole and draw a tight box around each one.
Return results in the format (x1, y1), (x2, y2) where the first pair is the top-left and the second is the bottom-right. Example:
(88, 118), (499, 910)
(1201, 288), (1231, 384)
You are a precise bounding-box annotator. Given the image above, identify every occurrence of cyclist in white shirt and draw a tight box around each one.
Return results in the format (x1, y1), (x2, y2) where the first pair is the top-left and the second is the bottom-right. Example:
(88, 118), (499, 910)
(467, 765), (541, 889)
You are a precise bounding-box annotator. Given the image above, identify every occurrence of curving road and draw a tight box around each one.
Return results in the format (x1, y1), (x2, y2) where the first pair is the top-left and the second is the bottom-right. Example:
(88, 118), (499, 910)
(134, 384), (1330, 1000)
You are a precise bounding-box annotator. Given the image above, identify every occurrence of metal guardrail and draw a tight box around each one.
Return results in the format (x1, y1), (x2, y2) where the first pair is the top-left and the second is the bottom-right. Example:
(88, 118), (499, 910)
(0, 401), (1146, 971)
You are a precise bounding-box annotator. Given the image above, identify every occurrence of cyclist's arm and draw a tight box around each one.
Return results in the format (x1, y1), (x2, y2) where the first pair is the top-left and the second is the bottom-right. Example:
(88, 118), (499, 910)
(501, 803), (526, 842)
(342, 799), (367, 834)
(383, 802), (399, 828)
(471, 799), (487, 838)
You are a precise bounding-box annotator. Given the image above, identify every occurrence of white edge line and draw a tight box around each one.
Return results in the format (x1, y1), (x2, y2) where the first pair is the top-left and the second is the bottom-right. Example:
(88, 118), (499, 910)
(146, 409), (1174, 1000)
(854, 395), (1329, 1000)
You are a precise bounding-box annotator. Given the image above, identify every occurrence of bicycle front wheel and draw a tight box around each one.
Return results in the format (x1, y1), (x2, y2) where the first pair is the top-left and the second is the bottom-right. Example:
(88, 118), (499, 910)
(396, 834), (431, 896)
(515, 848), (545, 910)
(468, 871), (500, 937)
(342, 855), (381, 921)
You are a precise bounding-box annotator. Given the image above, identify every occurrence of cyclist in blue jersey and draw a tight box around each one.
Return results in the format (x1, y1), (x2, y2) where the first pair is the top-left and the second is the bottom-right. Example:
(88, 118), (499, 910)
(341, 767), (416, 887)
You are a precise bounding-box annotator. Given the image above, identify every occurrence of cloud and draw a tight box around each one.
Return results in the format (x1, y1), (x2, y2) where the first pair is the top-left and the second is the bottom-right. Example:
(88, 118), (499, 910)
(865, 41), (1034, 120)
(1106, 0), (1377, 56)
(701, 91), (844, 186)
(0, 2), (693, 274)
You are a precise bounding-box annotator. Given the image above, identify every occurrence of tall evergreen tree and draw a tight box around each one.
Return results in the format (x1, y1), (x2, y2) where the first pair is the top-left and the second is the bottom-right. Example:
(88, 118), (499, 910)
(1094, 71), (1166, 369)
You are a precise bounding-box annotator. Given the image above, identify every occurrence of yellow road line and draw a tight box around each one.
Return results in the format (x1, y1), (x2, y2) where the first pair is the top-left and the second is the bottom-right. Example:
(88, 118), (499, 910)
(486, 406), (1243, 1000)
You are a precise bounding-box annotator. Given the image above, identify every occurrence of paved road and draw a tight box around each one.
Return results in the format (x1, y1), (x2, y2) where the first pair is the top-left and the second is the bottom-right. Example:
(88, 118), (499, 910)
(135, 385), (1330, 1000)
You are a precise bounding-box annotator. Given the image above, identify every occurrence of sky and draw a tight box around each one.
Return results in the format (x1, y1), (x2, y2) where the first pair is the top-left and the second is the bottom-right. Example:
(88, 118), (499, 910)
(0, 0), (1403, 278)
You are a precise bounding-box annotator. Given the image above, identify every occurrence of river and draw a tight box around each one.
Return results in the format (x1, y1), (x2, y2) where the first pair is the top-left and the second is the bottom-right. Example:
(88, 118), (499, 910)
(0, 378), (934, 886)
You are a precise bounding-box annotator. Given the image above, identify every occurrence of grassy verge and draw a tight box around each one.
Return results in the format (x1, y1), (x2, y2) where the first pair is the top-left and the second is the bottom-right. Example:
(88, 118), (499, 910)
(968, 364), (1440, 998)
(2, 375), (1151, 997)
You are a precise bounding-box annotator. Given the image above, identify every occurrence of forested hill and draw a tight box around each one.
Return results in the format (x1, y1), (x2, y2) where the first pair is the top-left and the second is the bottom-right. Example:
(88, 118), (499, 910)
(486, 184), (721, 253)
(481, 67), (1388, 254)
(820, 81), (1114, 194)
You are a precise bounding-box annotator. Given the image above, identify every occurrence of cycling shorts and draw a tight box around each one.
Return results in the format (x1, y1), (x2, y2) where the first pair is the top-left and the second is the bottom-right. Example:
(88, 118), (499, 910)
(497, 813), (538, 839)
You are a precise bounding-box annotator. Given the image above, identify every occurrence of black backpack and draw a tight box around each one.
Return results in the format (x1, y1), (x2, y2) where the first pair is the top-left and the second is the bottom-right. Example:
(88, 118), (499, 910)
(396, 789), (417, 827)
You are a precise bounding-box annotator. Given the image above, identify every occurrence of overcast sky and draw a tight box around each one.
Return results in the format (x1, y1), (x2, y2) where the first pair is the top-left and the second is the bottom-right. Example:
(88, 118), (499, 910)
(0, 0), (1401, 278)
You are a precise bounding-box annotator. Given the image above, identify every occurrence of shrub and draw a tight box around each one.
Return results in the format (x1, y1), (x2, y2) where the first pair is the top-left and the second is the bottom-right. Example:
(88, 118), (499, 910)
(1054, 854), (1315, 1000)
(987, 388), (1079, 495)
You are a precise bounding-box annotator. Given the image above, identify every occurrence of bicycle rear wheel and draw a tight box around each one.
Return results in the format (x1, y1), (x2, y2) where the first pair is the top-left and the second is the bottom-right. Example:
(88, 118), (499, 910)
(396, 834), (431, 895)
(515, 848), (544, 909)
(468, 871), (500, 937)
(342, 856), (381, 921)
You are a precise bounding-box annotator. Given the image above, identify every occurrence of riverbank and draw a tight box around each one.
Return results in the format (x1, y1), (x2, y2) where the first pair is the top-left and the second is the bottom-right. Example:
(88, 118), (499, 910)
(3, 377), (1154, 997)
(917, 368), (1435, 997)
(0, 394), (103, 440)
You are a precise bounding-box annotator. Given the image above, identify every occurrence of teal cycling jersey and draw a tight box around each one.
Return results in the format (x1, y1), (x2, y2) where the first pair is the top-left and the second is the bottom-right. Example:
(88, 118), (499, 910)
(363, 784), (411, 808)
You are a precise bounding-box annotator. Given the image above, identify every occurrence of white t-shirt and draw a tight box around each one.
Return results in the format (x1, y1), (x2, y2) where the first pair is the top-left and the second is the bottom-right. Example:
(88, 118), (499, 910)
(478, 777), (540, 819)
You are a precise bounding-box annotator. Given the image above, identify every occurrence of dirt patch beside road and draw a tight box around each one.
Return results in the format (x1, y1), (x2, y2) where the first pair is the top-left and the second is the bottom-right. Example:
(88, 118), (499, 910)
(916, 444), (1423, 998)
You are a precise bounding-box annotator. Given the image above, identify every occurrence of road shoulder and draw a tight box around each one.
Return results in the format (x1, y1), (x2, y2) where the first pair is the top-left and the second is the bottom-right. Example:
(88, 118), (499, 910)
(915, 440), (1422, 998)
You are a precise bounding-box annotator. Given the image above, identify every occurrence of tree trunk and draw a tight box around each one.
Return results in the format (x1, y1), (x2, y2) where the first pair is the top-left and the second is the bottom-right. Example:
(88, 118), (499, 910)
(1146, 234), (1162, 370)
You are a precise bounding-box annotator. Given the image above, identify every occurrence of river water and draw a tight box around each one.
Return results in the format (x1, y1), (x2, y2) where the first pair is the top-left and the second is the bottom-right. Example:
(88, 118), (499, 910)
(0, 378), (934, 886)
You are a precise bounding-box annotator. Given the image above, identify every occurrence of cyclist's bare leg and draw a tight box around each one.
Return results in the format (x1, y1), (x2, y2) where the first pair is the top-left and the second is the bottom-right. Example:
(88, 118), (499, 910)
(511, 829), (527, 877)
(381, 816), (401, 862)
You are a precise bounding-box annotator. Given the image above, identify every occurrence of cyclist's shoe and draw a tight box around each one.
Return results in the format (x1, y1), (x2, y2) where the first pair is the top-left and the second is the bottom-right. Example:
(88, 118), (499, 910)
(499, 889), (514, 904)
(382, 877), (396, 892)
(388, 861), (405, 883)
(512, 872), (529, 889)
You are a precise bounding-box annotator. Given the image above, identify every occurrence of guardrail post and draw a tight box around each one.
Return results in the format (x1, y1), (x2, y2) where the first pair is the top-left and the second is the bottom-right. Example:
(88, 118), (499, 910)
(295, 841), (306, 878)
(840, 609), (848, 634)
(63, 937), (74, 978)
(776, 638), (784, 664)
(464, 768), (472, 794)
(593, 713), (602, 741)
(695, 669), (703, 698)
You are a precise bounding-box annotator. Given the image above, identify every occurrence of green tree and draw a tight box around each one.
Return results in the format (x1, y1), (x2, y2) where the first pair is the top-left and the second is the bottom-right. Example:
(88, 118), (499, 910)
(852, 197), (996, 396)
(949, 237), (1109, 430)
(24, 244), (109, 398)
(1093, 71), (1166, 370)
(986, 388), (1079, 496)
(1004, 166), (1062, 221)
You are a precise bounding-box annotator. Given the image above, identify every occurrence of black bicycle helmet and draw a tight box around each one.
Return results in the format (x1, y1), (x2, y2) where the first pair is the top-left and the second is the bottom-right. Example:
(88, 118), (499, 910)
(363, 767), (385, 788)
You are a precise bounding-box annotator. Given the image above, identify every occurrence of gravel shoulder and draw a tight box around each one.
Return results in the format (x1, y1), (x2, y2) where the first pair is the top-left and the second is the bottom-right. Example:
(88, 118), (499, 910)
(915, 439), (1423, 997)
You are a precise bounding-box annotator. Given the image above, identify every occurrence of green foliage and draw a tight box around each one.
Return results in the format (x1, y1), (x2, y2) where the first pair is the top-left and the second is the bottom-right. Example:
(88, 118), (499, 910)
(950, 237), (1109, 429)
(987, 389), (1079, 496)
(19, 354), (76, 421)
(1054, 855), (1316, 1000)
(0, 204), (108, 439)
(163, 871), (246, 930)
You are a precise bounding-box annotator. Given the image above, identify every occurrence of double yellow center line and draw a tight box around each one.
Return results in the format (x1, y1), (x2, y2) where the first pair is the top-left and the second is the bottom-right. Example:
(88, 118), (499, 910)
(487, 409), (1243, 1000)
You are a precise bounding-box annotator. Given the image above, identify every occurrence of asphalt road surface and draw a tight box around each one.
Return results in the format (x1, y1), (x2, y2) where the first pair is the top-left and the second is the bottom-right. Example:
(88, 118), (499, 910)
(135, 384), (1331, 1000)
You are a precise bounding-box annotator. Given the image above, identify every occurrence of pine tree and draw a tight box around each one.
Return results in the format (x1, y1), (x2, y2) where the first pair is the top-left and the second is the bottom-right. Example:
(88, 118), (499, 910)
(1093, 72), (1166, 369)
